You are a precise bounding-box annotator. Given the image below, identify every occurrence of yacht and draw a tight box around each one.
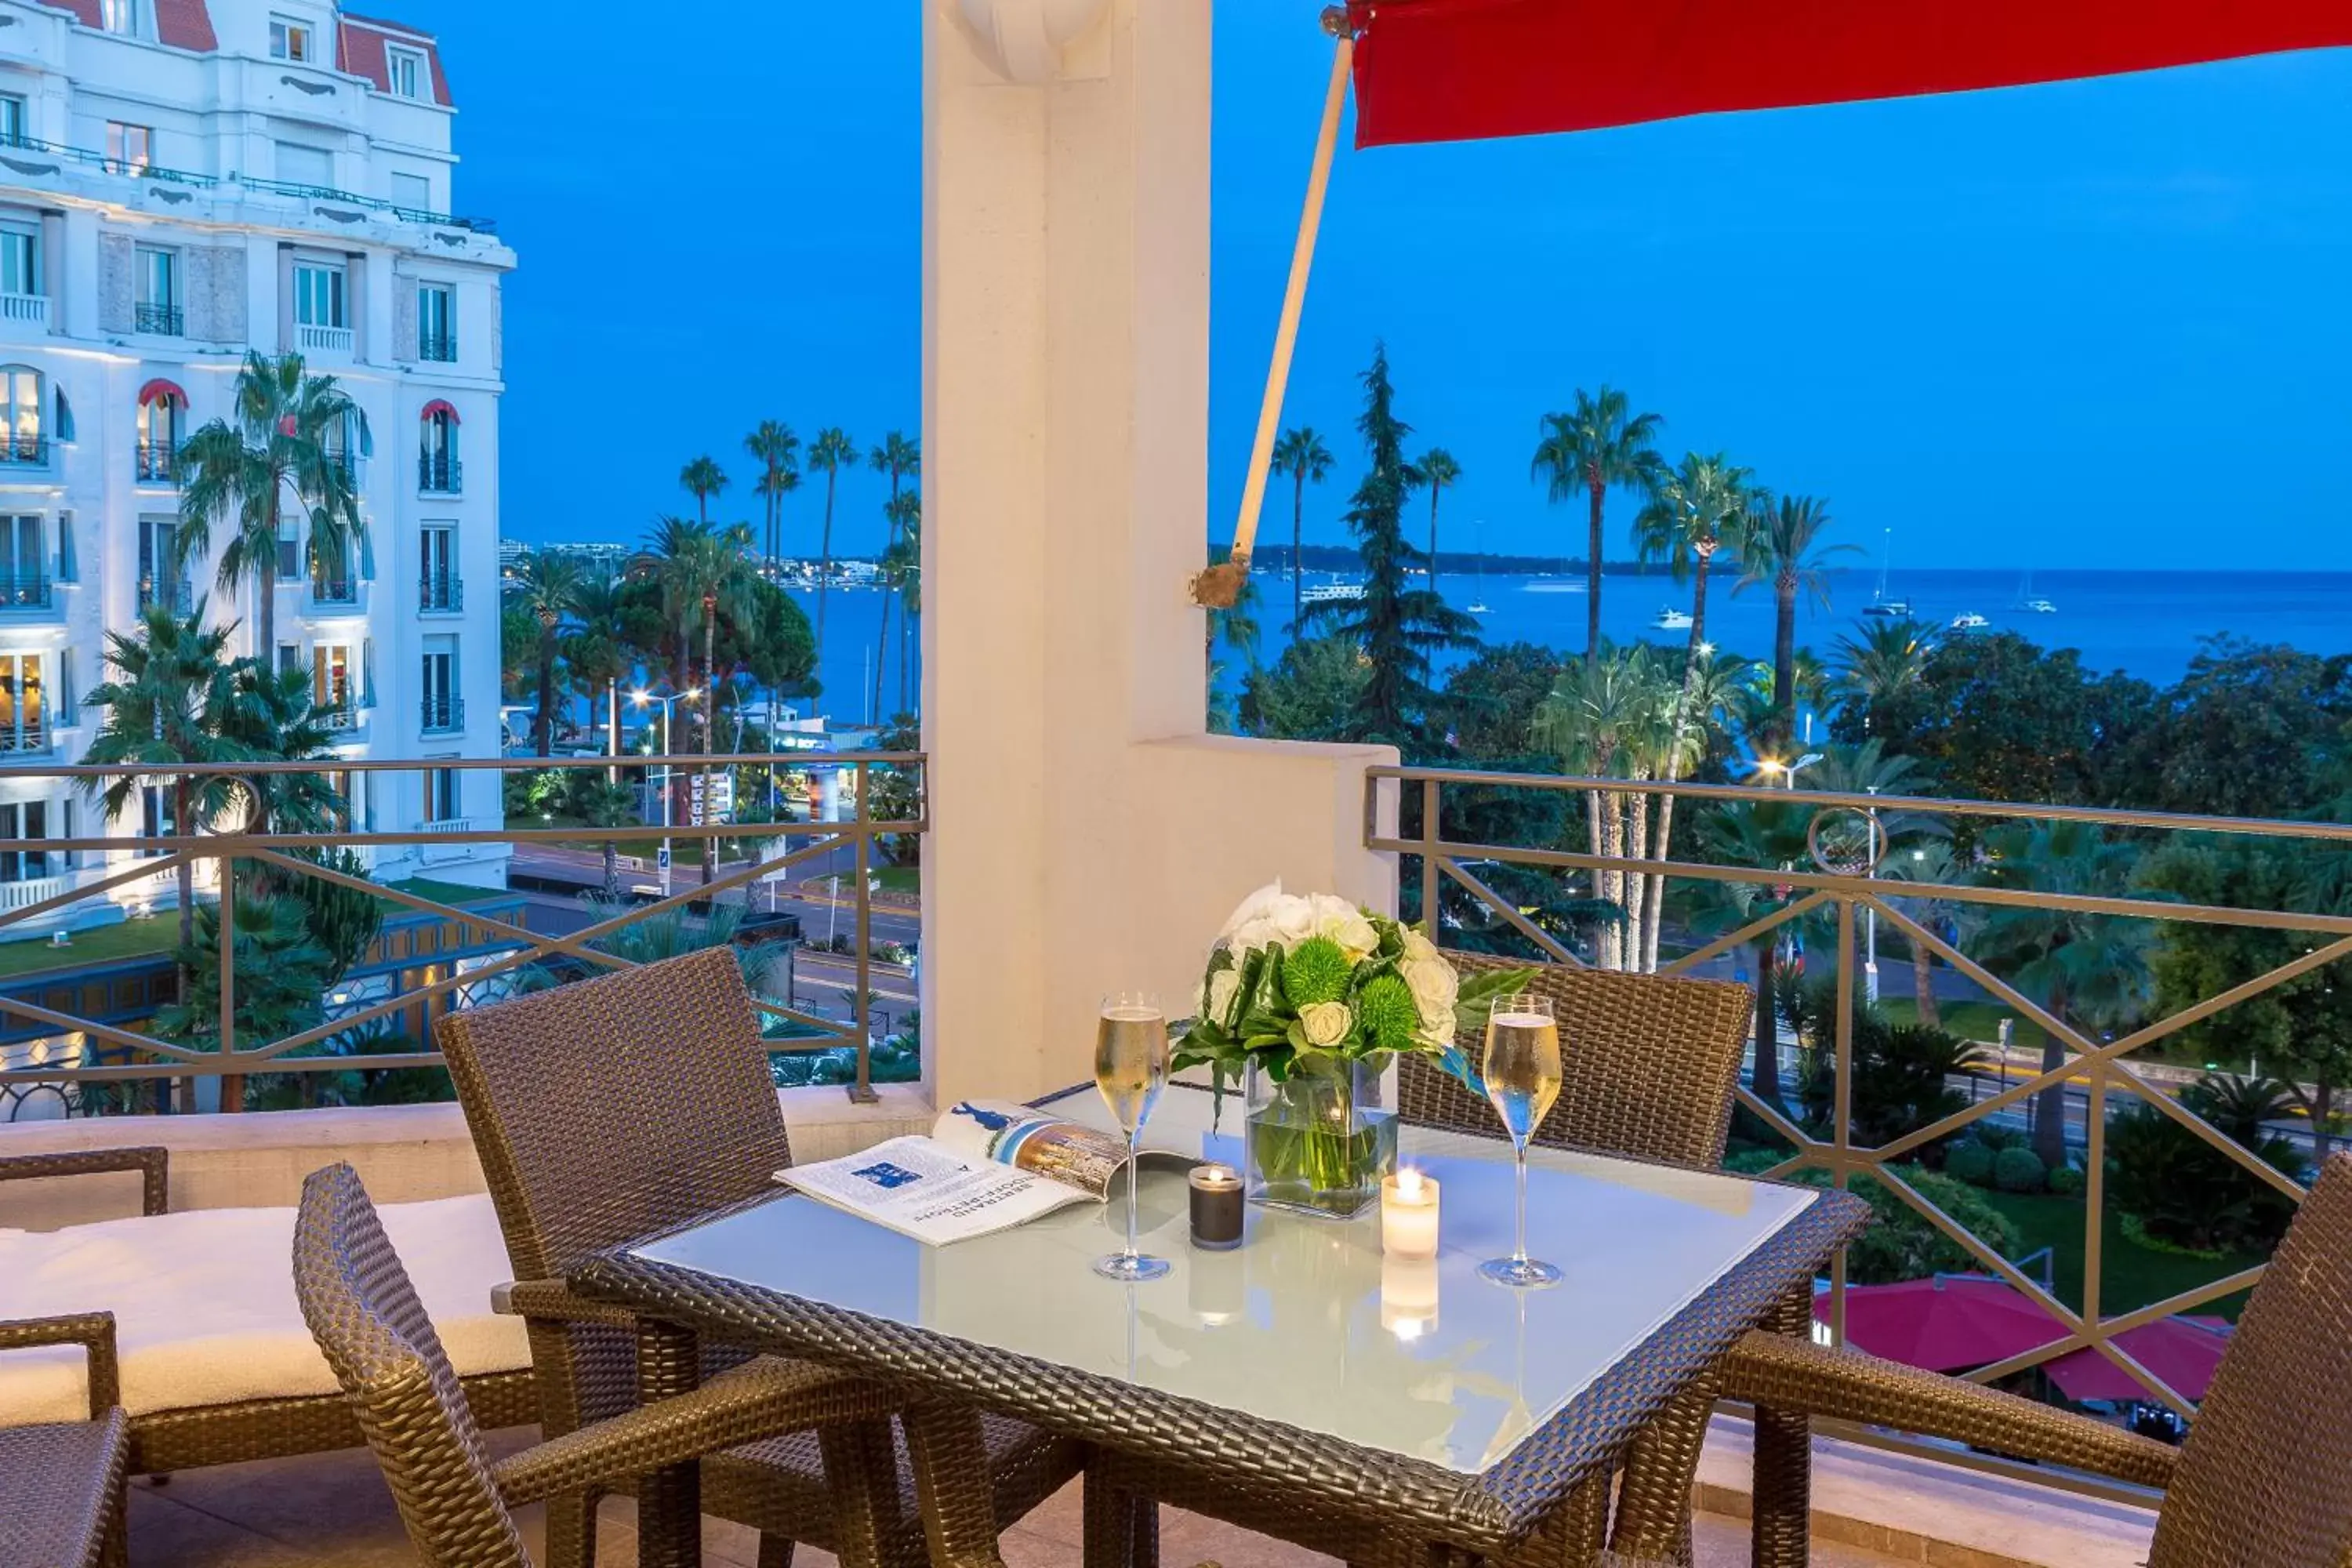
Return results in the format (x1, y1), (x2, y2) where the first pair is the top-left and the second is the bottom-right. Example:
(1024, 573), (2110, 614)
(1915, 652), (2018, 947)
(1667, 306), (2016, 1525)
(1524, 579), (1588, 594)
(1466, 600), (1491, 615)
(1949, 612), (1990, 632)
(1651, 606), (1694, 631)
(1863, 527), (1911, 618)
(1301, 580), (1366, 605)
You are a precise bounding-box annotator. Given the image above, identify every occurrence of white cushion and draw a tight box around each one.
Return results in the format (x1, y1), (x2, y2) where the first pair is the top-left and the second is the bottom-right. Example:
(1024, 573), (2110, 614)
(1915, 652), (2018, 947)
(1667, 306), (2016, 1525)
(0, 1192), (529, 1427)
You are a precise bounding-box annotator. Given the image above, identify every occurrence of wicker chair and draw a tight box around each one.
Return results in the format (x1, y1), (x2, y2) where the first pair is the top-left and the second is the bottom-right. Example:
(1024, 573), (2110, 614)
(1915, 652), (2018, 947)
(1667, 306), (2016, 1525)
(296, 1160), (897, 1568)
(1719, 1151), (2352, 1568)
(434, 947), (1083, 1568)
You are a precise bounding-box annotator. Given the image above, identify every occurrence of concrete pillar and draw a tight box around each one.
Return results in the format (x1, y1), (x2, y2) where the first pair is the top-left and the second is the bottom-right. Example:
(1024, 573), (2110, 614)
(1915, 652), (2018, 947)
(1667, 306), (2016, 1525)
(921, 0), (1396, 1106)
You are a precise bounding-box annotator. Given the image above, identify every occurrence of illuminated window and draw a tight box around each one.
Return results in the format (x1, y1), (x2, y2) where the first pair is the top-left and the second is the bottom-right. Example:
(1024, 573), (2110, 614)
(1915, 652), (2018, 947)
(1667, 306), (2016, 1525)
(0, 366), (41, 463)
(269, 16), (313, 61)
(0, 652), (46, 755)
(104, 121), (153, 175)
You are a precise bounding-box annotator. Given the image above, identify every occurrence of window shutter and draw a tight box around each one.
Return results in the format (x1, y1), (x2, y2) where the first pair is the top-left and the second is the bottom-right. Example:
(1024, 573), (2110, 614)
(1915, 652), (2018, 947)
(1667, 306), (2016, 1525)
(58, 647), (73, 716)
(52, 384), (72, 445)
(361, 637), (376, 708)
(355, 407), (374, 458)
(55, 510), (74, 583)
(358, 522), (376, 581)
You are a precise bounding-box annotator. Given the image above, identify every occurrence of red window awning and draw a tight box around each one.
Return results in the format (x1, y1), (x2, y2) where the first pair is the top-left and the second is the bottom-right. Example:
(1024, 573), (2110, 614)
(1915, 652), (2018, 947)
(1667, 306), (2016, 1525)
(136, 377), (188, 407)
(420, 398), (461, 425)
(1347, 0), (2352, 147)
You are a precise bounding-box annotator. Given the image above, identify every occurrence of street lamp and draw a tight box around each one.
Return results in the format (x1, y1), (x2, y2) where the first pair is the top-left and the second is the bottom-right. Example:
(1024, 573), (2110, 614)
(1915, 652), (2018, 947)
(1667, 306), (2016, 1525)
(632, 686), (700, 898)
(1751, 754), (1821, 789)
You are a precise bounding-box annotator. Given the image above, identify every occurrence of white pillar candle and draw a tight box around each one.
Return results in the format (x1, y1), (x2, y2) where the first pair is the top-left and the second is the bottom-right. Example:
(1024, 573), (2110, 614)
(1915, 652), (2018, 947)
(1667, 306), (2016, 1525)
(1381, 1167), (1440, 1258)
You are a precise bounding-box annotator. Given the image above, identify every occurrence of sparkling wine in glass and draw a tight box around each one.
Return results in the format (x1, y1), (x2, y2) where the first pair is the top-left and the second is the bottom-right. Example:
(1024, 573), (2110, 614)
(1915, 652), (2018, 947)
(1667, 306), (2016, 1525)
(1094, 993), (1171, 1283)
(1478, 995), (1563, 1288)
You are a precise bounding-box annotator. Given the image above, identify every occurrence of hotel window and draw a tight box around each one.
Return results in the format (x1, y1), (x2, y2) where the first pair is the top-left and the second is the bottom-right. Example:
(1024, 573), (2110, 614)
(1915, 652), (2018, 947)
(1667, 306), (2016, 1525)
(420, 404), (459, 490)
(0, 366), (38, 463)
(418, 284), (456, 361)
(139, 783), (176, 851)
(0, 800), (49, 881)
(0, 222), (38, 299)
(385, 46), (425, 100)
(294, 261), (347, 328)
(313, 642), (355, 723)
(276, 141), (334, 191)
(136, 389), (180, 481)
(419, 522), (456, 609)
(390, 171), (430, 213)
(138, 515), (181, 609)
(104, 122), (153, 176)
(135, 245), (180, 335)
(99, 0), (151, 37)
(0, 95), (26, 149)
(0, 652), (45, 754)
(421, 640), (457, 730)
(269, 16), (313, 61)
(423, 764), (459, 823)
(0, 513), (41, 601)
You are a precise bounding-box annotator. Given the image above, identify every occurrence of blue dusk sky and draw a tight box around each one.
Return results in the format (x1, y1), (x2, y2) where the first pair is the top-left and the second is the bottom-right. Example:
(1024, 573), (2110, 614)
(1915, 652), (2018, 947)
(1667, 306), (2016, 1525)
(393, 4), (2350, 571)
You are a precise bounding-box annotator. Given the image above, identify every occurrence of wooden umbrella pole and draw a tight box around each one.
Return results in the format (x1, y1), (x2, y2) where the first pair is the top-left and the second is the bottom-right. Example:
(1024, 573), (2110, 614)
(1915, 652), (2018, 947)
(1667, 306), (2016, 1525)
(1194, 7), (1354, 609)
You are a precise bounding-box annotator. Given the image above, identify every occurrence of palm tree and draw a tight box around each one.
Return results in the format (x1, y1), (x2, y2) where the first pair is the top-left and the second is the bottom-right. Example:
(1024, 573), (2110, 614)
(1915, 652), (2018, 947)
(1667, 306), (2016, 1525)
(1634, 452), (1751, 665)
(1881, 839), (1964, 1029)
(805, 427), (858, 664)
(561, 575), (628, 757)
(1829, 617), (1934, 728)
(174, 350), (364, 659)
(652, 519), (756, 887)
(1271, 426), (1334, 634)
(1694, 795), (1820, 1111)
(891, 503), (924, 717)
(678, 456), (728, 527)
(1530, 388), (1665, 670)
(515, 553), (584, 757)
(873, 490), (919, 722)
(575, 777), (639, 899)
(1635, 647), (1746, 971)
(79, 604), (248, 994)
(1532, 646), (1676, 970)
(1970, 819), (2157, 1169)
(1204, 543), (1261, 732)
(744, 422), (800, 574)
(216, 658), (347, 834)
(1413, 447), (1460, 591)
(1736, 494), (1854, 754)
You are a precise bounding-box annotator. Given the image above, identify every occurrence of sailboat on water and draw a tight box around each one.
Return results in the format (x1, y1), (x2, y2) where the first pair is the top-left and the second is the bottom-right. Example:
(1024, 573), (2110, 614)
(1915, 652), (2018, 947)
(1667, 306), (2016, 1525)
(1466, 520), (1490, 615)
(2013, 570), (2057, 615)
(1863, 526), (1911, 618)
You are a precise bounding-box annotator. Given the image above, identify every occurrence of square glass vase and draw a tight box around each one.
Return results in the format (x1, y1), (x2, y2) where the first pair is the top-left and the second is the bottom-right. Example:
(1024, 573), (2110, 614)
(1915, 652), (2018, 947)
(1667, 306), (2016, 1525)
(1243, 1055), (1398, 1220)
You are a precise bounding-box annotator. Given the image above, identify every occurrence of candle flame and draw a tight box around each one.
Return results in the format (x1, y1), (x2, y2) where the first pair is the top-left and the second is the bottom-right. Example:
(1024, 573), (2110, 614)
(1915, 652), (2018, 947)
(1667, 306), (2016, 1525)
(1397, 1168), (1425, 1198)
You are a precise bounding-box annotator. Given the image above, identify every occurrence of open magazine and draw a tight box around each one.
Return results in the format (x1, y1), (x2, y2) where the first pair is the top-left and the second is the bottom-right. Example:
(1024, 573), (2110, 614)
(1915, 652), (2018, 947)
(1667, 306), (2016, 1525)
(775, 1098), (1196, 1246)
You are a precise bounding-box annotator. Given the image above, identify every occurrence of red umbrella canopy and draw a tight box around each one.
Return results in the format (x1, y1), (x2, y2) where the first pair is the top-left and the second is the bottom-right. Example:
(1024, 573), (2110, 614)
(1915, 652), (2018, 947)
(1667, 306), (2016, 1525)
(1347, 0), (2352, 147)
(2044, 1316), (2234, 1404)
(1815, 1275), (2066, 1374)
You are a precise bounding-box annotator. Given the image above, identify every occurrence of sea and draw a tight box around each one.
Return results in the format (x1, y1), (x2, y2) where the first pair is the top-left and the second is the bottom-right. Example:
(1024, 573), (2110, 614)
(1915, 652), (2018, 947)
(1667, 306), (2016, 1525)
(767, 570), (2352, 731)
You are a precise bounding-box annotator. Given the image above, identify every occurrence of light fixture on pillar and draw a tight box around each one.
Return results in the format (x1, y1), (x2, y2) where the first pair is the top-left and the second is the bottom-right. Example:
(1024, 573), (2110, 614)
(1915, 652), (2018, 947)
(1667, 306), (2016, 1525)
(952, 0), (1111, 85)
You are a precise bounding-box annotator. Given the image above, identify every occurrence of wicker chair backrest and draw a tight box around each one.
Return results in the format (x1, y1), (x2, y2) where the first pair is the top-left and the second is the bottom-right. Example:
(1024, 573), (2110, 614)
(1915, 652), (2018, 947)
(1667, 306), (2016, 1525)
(294, 1163), (527, 1568)
(435, 947), (793, 1285)
(2151, 1152), (2352, 1568)
(1396, 953), (1755, 1167)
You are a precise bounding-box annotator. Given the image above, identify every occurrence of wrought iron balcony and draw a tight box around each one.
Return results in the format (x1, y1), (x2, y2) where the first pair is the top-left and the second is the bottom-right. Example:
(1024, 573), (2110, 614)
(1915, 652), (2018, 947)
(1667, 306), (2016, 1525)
(419, 452), (462, 493)
(0, 572), (53, 611)
(134, 302), (183, 336)
(309, 577), (360, 608)
(0, 723), (51, 755)
(136, 440), (178, 483)
(419, 575), (463, 613)
(0, 430), (49, 466)
(137, 576), (193, 615)
(420, 695), (465, 733)
(418, 332), (457, 364)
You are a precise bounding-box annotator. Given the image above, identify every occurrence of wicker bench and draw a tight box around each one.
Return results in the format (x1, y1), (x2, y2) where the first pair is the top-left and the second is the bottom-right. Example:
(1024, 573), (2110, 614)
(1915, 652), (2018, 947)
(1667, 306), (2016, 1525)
(0, 1146), (536, 1476)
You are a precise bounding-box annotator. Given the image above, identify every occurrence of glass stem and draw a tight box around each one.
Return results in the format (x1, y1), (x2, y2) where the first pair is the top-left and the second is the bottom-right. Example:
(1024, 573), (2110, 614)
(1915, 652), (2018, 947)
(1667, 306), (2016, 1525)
(1513, 1143), (1530, 1266)
(1123, 1132), (1141, 1261)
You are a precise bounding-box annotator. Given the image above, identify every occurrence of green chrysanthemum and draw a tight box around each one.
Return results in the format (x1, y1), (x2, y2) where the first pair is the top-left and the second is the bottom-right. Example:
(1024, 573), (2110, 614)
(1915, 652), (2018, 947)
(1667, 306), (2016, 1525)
(1282, 936), (1353, 1007)
(1353, 972), (1422, 1053)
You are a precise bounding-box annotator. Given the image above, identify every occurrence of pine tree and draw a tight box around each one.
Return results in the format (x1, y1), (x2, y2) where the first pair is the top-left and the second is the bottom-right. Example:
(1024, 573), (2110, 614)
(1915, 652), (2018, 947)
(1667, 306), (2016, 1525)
(1304, 343), (1477, 746)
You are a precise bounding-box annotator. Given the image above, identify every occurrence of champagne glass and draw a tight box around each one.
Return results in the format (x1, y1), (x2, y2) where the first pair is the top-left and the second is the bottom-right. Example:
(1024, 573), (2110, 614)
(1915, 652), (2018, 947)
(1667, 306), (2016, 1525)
(1478, 994), (1563, 1288)
(1093, 992), (1171, 1283)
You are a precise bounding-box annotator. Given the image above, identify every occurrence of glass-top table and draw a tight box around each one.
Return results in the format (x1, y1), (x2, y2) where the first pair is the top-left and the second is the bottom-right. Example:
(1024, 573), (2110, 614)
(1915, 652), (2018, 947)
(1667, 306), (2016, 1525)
(572, 1082), (1869, 1568)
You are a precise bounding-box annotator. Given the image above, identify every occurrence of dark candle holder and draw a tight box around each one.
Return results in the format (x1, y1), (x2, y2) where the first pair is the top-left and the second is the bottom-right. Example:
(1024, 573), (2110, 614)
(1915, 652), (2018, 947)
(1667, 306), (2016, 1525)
(1188, 1163), (1243, 1250)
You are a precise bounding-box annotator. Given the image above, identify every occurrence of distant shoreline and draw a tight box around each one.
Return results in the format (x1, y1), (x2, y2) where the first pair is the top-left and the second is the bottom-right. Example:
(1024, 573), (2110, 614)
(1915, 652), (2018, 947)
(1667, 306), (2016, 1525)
(1255, 546), (2350, 579)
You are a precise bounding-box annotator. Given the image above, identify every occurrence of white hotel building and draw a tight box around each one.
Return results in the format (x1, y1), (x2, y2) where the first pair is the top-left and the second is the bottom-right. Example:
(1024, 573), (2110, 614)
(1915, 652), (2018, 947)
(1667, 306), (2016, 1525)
(0, 0), (510, 927)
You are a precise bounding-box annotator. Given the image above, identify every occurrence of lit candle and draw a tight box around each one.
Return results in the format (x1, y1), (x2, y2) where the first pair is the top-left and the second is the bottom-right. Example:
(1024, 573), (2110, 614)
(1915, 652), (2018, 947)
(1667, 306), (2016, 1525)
(1188, 1163), (1243, 1250)
(1381, 1167), (1440, 1258)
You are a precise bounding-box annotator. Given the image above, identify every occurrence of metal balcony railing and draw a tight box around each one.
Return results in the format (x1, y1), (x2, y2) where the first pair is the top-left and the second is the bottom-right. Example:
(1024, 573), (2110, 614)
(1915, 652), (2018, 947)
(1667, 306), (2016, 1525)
(309, 577), (359, 608)
(0, 724), (49, 754)
(237, 172), (495, 234)
(0, 431), (49, 466)
(0, 573), (53, 610)
(419, 695), (465, 732)
(0, 751), (923, 1113)
(419, 452), (461, 492)
(135, 440), (177, 483)
(417, 332), (457, 363)
(419, 575), (462, 612)
(137, 576), (192, 615)
(0, 132), (216, 187)
(134, 302), (183, 336)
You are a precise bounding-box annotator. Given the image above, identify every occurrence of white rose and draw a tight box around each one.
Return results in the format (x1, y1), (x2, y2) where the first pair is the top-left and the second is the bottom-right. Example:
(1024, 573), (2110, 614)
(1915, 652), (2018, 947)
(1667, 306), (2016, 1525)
(1320, 910), (1380, 960)
(1298, 1001), (1352, 1048)
(1418, 1005), (1458, 1045)
(1267, 895), (1319, 947)
(1207, 968), (1240, 1024)
(1401, 929), (1439, 964)
(1307, 892), (1356, 927)
(1228, 919), (1277, 956)
(1402, 956), (1459, 1011)
(1219, 881), (1286, 939)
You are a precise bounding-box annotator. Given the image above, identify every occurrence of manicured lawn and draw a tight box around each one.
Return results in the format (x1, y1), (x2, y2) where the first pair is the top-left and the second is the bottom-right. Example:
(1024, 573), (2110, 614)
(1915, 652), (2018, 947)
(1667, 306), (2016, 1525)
(381, 878), (514, 909)
(1878, 996), (2045, 1053)
(1979, 1189), (2262, 1323)
(873, 865), (920, 895)
(0, 917), (180, 980)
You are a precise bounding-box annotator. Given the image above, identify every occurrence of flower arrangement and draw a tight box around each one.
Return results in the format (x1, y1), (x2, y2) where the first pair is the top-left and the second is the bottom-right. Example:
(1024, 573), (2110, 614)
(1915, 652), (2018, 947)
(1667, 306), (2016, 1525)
(1174, 882), (1528, 1080)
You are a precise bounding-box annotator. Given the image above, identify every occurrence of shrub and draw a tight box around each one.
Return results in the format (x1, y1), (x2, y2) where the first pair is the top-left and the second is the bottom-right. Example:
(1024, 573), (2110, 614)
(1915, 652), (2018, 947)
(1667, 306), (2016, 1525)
(1724, 1152), (2019, 1285)
(1943, 1140), (1996, 1187)
(1992, 1145), (2047, 1193)
(2046, 1163), (2085, 1197)
(2105, 1099), (2306, 1254)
